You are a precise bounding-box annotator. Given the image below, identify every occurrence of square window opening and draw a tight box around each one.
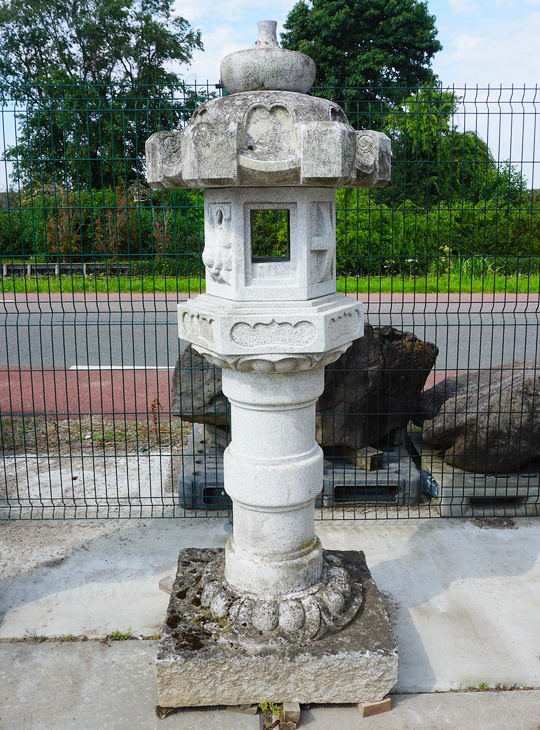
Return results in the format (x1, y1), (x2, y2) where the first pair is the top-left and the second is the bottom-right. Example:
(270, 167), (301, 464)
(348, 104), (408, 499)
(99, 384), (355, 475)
(251, 209), (290, 262)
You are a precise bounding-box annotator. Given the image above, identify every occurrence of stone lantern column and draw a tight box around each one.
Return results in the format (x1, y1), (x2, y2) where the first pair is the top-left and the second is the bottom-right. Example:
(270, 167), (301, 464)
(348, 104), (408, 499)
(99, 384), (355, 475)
(146, 20), (397, 708)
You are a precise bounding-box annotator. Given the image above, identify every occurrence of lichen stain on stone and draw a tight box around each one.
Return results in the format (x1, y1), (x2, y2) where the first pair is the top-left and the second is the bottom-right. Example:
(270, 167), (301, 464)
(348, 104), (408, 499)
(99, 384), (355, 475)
(172, 630), (204, 651)
(166, 614), (180, 630)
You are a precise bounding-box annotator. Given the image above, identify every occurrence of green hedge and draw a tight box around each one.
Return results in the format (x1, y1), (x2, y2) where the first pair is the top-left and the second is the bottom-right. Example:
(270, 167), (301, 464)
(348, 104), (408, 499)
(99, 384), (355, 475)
(335, 189), (540, 276)
(0, 186), (205, 278)
(2, 186), (539, 278)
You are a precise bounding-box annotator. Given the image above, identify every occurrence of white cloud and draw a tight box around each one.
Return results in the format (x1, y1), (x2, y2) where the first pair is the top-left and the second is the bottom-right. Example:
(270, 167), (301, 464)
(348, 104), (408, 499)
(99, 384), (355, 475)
(447, 0), (481, 13)
(173, 0), (290, 26)
(181, 25), (246, 83)
(451, 34), (486, 57)
(436, 13), (540, 87)
(172, 3), (293, 82)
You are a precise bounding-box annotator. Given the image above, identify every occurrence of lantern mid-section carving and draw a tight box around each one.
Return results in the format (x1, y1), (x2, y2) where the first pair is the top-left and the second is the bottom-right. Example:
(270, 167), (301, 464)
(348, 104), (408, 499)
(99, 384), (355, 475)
(200, 186), (345, 301)
(230, 320), (317, 347)
(177, 294), (363, 357)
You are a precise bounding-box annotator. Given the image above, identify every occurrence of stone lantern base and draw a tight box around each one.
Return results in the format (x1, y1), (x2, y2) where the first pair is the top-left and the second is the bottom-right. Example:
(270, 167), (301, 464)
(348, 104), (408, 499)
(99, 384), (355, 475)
(157, 548), (398, 707)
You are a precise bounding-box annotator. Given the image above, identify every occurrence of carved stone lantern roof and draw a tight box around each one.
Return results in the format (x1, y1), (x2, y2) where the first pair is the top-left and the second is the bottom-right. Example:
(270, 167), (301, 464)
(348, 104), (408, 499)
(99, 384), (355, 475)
(146, 21), (391, 190)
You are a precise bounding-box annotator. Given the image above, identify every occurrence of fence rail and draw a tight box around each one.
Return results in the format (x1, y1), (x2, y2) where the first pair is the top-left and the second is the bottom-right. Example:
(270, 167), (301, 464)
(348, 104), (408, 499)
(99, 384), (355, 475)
(1, 83), (539, 520)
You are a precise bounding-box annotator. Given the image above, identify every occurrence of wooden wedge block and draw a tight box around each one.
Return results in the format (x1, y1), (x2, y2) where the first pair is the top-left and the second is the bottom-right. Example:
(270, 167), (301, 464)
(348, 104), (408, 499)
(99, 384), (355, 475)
(281, 701), (301, 724)
(159, 576), (174, 595)
(356, 697), (392, 717)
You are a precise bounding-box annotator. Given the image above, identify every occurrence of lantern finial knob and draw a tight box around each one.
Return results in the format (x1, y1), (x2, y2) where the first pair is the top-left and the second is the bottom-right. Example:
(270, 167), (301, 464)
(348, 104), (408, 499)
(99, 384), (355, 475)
(220, 20), (316, 95)
(256, 20), (279, 47)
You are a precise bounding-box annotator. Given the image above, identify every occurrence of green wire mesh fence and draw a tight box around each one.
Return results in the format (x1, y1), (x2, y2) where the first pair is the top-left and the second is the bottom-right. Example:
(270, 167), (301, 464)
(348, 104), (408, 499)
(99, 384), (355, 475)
(0, 83), (539, 520)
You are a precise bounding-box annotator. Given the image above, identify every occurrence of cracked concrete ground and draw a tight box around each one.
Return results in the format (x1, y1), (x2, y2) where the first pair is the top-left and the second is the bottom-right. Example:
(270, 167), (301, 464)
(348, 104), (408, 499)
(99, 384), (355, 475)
(0, 516), (539, 728)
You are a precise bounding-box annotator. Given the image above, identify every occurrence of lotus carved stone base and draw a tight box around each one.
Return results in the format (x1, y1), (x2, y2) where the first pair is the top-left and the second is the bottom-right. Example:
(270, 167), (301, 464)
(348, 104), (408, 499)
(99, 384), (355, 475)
(157, 548), (398, 707)
(189, 550), (361, 643)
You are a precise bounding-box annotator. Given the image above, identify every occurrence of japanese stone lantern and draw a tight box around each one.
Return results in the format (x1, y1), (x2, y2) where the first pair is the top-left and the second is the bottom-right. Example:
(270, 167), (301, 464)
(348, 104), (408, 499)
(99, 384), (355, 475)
(146, 20), (397, 708)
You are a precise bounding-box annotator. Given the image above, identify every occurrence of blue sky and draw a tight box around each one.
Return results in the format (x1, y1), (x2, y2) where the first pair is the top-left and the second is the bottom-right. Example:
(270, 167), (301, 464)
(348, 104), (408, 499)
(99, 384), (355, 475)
(173, 0), (540, 88)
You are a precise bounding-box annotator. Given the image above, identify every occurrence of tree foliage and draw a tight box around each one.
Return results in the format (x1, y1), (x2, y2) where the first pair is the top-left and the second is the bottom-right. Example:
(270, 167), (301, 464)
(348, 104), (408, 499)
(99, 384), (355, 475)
(0, 0), (204, 188)
(382, 86), (527, 209)
(281, 0), (442, 107)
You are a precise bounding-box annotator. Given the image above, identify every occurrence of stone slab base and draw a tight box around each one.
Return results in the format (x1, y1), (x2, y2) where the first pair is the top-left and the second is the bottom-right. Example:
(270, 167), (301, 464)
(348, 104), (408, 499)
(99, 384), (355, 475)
(157, 548), (398, 707)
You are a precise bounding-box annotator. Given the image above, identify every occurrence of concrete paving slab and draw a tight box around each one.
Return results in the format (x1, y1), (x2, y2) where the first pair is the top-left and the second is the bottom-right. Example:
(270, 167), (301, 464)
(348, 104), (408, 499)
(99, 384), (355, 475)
(0, 641), (259, 730)
(0, 516), (539, 699)
(316, 519), (540, 693)
(0, 642), (538, 730)
(305, 692), (540, 730)
(0, 519), (229, 638)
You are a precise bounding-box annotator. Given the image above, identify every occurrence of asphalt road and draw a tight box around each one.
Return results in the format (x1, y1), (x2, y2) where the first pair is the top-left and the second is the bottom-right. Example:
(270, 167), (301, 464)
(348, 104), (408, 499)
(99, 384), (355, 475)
(1, 296), (539, 372)
(0, 299), (182, 370)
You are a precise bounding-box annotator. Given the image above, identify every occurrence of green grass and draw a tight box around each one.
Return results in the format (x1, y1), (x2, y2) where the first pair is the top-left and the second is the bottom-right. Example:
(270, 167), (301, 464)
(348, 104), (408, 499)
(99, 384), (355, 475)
(0, 274), (203, 294)
(1, 272), (539, 295)
(336, 272), (540, 294)
(109, 627), (132, 641)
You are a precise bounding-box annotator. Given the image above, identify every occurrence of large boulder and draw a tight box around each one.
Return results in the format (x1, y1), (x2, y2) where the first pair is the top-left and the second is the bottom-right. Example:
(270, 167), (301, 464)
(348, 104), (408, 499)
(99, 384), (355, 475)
(172, 324), (438, 449)
(416, 362), (540, 473)
(315, 324), (438, 451)
(170, 347), (228, 427)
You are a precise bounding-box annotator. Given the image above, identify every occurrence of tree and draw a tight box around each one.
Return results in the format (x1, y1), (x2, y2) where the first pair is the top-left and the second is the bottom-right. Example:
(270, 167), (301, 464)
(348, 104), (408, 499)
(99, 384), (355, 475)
(382, 85), (528, 209)
(0, 0), (204, 188)
(281, 0), (442, 119)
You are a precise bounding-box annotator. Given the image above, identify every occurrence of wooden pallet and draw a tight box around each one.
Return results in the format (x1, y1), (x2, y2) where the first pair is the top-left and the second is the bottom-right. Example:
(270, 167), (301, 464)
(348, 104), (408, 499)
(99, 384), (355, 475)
(410, 431), (540, 517)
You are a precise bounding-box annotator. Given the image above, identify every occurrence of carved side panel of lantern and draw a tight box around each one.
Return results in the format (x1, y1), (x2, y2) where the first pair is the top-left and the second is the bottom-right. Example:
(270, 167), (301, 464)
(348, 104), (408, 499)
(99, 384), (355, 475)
(203, 187), (337, 301)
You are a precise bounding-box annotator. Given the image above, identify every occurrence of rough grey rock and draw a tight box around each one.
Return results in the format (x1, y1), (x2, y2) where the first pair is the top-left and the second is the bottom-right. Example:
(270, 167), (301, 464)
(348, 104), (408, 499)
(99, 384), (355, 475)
(157, 548), (398, 707)
(171, 347), (228, 426)
(416, 362), (540, 473)
(316, 325), (438, 451)
(172, 325), (438, 448)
